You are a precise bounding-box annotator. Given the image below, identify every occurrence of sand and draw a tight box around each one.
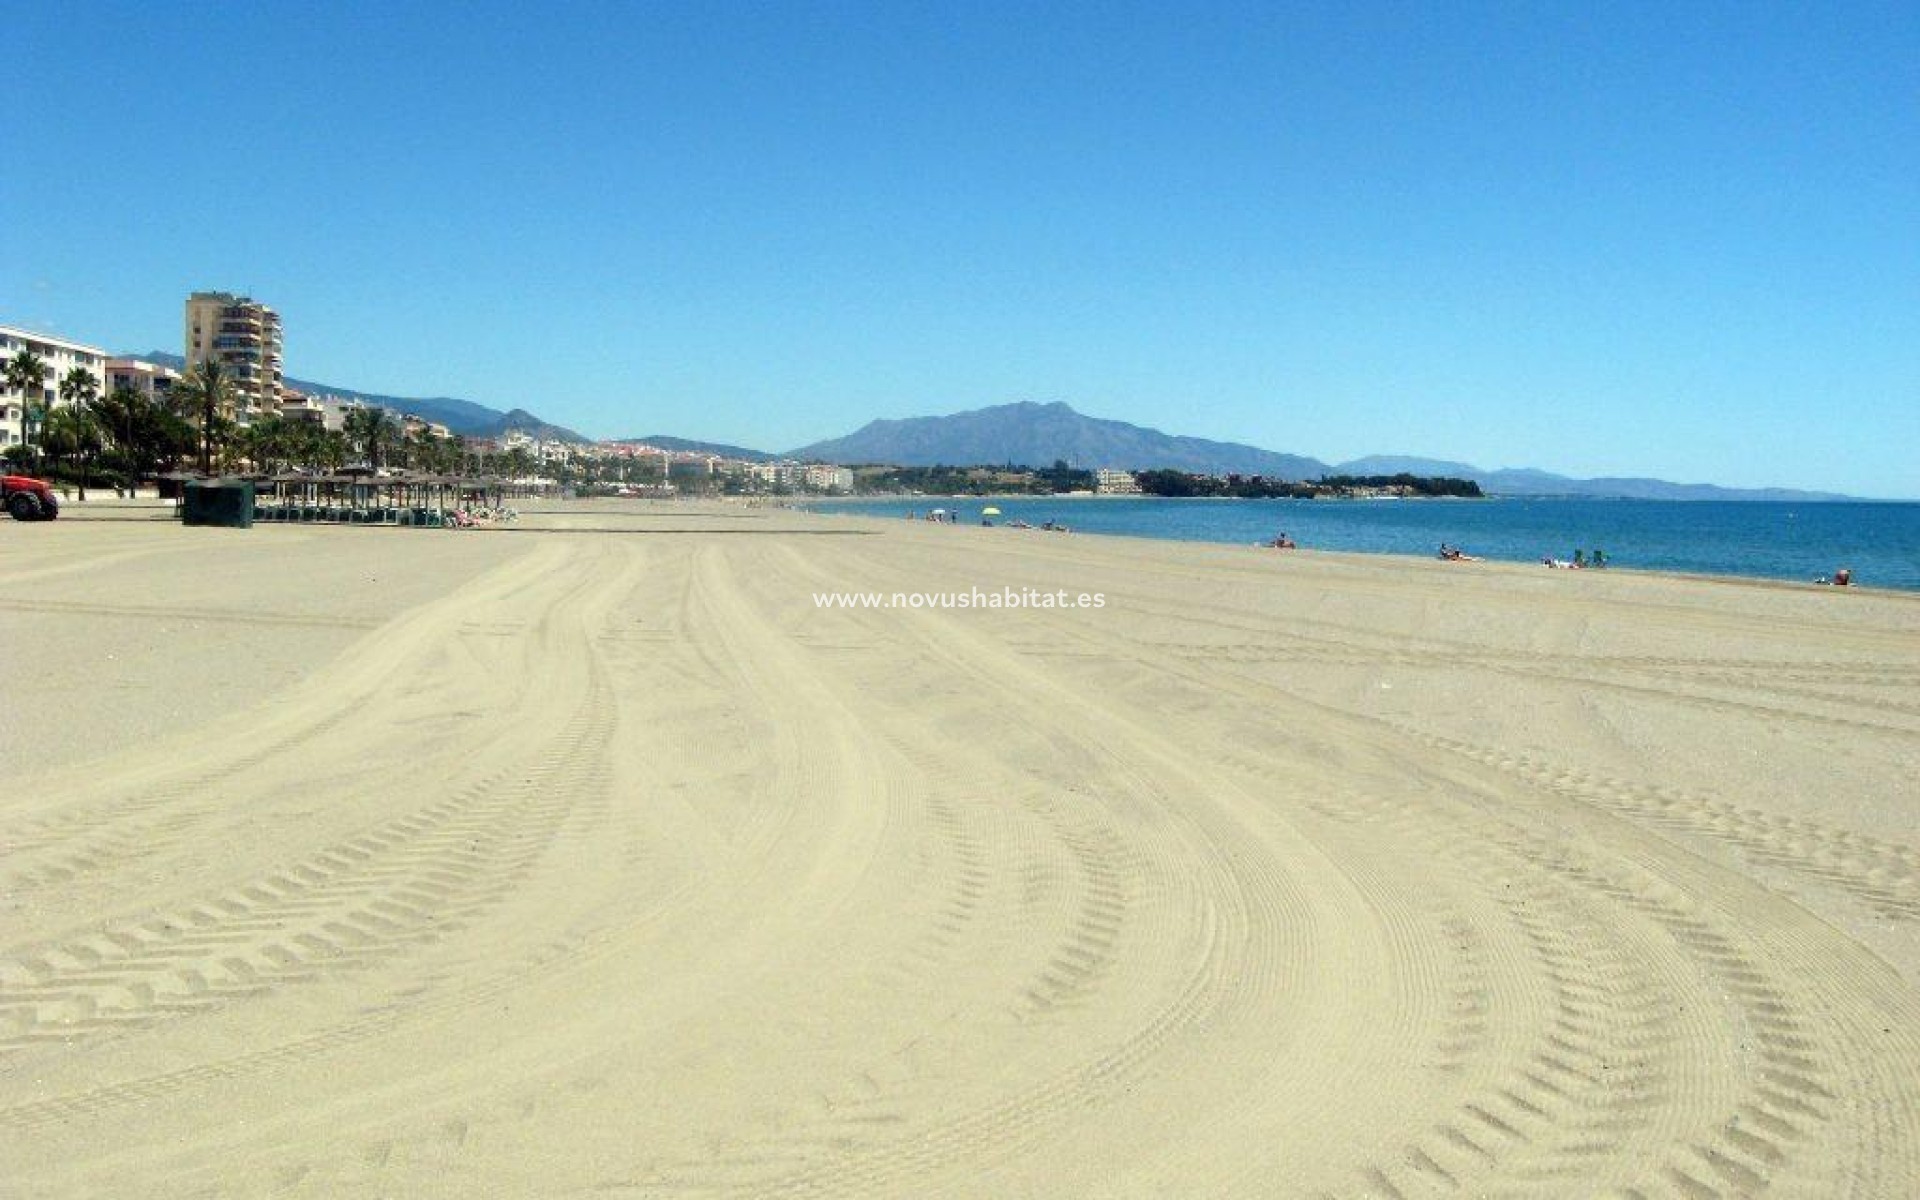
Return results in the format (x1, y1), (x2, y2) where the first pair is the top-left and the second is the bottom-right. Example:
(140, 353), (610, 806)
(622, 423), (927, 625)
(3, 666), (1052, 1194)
(2, 500), (1917, 1197)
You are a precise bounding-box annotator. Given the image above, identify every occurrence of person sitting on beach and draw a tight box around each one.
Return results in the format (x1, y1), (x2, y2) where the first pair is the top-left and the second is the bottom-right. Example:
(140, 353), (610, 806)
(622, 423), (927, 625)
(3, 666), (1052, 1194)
(1572, 550), (1586, 568)
(1591, 549), (1607, 567)
(1834, 567), (1852, 586)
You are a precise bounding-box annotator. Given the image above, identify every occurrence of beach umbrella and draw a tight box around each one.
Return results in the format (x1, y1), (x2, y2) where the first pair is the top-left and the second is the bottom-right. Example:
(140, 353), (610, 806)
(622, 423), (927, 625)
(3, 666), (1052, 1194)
(930, 507), (946, 515)
(982, 506), (1002, 516)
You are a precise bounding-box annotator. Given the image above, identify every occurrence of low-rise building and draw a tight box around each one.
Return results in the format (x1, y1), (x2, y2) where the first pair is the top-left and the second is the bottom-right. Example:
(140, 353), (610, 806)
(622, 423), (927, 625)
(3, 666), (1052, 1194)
(1095, 467), (1141, 494)
(278, 389), (330, 428)
(106, 357), (184, 407)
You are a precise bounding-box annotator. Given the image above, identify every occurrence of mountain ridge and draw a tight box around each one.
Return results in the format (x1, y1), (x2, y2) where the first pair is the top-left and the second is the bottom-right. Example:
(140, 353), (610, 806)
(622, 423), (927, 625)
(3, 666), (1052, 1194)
(605, 435), (776, 461)
(791, 400), (1329, 479)
(131, 351), (591, 444)
(788, 402), (1858, 501)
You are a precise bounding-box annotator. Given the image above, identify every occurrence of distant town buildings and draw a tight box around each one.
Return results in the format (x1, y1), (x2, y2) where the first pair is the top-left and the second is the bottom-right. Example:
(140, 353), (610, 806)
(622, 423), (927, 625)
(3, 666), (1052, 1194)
(8, 303), (852, 494)
(1, 324), (111, 449)
(805, 464), (854, 492)
(185, 292), (283, 423)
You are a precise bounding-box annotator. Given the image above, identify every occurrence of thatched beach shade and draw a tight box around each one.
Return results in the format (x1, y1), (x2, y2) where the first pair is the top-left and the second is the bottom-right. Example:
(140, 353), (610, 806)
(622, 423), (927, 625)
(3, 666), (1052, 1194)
(155, 470), (210, 501)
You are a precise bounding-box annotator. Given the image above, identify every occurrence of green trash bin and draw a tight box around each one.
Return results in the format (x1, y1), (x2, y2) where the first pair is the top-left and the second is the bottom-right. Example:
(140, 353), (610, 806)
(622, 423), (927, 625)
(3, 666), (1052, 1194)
(182, 481), (255, 528)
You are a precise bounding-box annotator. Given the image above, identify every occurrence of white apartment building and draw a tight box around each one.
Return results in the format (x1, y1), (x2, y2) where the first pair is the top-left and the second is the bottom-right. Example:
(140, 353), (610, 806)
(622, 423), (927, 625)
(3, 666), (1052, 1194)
(1, 324), (111, 450)
(747, 460), (807, 488)
(278, 390), (330, 428)
(106, 357), (184, 407)
(399, 413), (455, 441)
(1095, 467), (1142, 494)
(803, 464), (854, 493)
(185, 292), (283, 423)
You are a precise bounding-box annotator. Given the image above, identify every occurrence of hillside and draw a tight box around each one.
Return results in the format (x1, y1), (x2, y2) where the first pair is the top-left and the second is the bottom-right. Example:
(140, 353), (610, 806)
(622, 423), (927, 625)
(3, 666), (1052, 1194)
(789, 404), (1856, 500)
(132, 352), (590, 443)
(1333, 454), (1852, 502)
(609, 435), (776, 462)
(791, 401), (1330, 478)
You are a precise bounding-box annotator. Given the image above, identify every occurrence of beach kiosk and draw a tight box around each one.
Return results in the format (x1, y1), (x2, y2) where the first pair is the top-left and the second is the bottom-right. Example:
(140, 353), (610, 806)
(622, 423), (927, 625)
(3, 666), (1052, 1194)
(181, 478), (256, 528)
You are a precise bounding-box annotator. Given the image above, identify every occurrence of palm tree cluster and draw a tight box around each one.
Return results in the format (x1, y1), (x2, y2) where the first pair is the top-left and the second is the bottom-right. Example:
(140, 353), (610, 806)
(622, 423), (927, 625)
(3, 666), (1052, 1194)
(4, 350), (527, 489)
(6, 350), (204, 497)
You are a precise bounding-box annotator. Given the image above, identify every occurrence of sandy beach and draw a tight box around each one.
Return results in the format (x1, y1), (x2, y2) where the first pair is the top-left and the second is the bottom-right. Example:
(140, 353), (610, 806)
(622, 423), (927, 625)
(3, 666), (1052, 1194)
(2, 500), (1917, 1197)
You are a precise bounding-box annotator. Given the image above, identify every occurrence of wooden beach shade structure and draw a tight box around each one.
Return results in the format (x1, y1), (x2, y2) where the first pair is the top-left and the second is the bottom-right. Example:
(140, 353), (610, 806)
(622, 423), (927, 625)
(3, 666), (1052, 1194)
(255, 469), (470, 526)
(250, 470), (545, 527)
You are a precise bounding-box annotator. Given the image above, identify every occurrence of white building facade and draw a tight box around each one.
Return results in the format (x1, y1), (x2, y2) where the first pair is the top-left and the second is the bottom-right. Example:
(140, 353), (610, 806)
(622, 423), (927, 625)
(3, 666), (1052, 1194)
(1, 324), (112, 451)
(106, 357), (184, 407)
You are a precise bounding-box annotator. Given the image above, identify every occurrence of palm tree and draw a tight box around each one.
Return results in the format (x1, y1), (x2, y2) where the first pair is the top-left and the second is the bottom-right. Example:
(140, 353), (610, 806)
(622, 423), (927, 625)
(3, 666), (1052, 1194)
(243, 414), (298, 475)
(282, 420), (323, 473)
(5, 349), (49, 457)
(58, 365), (100, 412)
(207, 413), (241, 473)
(173, 359), (233, 474)
(317, 428), (348, 471)
(343, 405), (397, 471)
(42, 405), (104, 500)
(89, 386), (144, 493)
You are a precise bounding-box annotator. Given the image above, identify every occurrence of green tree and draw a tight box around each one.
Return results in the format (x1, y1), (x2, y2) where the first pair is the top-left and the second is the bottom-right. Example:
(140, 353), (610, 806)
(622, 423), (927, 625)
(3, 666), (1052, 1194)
(242, 414), (298, 474)
(343, 405), (397, 470)
(42, 404), (104, 500)
(173, 359), (233, 474)
(5, 349), (49, 458)
(281, 419), (325, 472)
(207, 413), (242, 473)
(89, 386), (146, 491)
(58, 365), (100, 412)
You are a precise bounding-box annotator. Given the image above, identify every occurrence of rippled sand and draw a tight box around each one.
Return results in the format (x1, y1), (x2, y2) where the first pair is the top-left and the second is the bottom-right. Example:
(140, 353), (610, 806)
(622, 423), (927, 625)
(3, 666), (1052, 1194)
(3, 501), (1917, 1197)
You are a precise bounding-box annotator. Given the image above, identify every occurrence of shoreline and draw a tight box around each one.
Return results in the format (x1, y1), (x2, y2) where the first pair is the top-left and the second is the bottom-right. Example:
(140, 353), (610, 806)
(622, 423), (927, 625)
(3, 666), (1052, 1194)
(799, 497), (1920, 597)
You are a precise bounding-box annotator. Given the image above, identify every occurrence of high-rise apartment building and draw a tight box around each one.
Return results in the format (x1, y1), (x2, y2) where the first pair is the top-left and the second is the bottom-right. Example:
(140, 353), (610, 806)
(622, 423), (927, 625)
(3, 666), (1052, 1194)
(184, 292), (283, 422)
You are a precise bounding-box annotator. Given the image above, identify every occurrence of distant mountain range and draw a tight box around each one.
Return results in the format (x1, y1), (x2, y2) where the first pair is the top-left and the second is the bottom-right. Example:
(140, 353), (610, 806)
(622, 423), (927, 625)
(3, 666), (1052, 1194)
(608, 435), (776, 462)
(787, 401), (1856, 502)
(126, 355), (1856, 499)
(133, 352), (591, 444)
(791, 401), (1327, 479)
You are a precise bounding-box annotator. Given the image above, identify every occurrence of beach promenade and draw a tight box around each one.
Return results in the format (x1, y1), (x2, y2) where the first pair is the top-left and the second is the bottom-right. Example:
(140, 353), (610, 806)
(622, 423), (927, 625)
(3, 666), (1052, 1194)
(2, 501), (1917, 1197)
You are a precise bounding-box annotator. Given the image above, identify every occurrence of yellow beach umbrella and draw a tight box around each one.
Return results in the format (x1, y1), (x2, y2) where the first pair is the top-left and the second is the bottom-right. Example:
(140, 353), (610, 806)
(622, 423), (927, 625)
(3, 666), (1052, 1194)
(982, 506), (1002, 516)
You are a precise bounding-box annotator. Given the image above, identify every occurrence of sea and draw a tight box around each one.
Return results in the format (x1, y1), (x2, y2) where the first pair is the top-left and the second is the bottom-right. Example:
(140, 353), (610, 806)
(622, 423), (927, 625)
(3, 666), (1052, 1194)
(804, 496), (1920, 592)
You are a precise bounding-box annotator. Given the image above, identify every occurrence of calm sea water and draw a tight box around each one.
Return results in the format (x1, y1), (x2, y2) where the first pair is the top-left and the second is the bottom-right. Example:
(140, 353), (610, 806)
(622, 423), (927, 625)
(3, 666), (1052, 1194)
(806, 496), (1920, 591)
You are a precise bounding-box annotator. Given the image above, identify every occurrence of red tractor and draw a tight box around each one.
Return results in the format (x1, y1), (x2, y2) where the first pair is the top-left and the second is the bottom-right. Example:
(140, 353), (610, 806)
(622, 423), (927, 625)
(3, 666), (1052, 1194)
(3, 473), (60, 521)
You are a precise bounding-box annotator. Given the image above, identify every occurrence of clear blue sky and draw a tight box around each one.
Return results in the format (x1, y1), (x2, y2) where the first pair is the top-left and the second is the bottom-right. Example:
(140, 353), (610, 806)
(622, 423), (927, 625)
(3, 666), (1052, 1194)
(5, 2), (1915, 496)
